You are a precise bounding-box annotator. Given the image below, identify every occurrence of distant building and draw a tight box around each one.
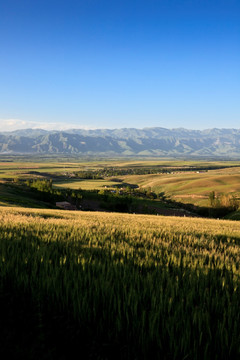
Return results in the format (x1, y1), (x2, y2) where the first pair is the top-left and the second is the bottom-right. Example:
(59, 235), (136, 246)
(56, 201), (77, 210)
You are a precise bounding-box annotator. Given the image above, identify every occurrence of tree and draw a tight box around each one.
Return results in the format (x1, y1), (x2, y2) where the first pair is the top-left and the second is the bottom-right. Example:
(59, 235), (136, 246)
(209, 191), (216, 207)
(146, 187), (152, 198)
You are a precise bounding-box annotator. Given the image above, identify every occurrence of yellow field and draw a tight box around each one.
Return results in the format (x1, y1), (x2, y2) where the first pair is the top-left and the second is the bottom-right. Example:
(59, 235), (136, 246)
(1, 205), (240, 357)
(2, 205), (240, 239)
(53, 179), (122, 190)
(1, 158), (240, 179)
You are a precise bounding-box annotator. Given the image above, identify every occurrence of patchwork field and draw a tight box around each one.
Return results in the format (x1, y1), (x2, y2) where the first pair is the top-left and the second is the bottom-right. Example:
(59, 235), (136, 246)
(1, 157), (240, 215)
(1, 158), (240, 210)
(0, 157), (239, 177)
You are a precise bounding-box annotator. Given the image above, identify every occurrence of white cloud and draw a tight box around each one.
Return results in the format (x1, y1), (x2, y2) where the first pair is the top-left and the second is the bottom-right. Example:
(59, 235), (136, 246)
(0, 119), (95, 132)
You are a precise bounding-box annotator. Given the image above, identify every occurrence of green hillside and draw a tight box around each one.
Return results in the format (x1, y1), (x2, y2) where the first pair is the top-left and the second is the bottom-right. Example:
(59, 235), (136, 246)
(0, 182), (56, 208)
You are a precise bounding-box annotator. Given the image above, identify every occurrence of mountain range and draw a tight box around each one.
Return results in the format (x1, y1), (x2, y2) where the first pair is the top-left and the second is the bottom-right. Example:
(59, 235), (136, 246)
(1, 127), (240, 157)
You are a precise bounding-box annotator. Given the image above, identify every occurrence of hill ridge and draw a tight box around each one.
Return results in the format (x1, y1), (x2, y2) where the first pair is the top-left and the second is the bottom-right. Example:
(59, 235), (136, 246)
(1, 127), (240, 157)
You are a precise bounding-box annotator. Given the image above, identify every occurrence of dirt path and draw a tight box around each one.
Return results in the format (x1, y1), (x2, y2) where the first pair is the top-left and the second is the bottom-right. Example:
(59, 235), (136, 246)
(173, 194), (207, 199)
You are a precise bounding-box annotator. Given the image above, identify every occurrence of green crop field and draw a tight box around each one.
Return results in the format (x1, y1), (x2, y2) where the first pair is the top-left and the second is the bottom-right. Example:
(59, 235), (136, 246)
(53, 178), (123, 190)
(0, 206), (240, 358)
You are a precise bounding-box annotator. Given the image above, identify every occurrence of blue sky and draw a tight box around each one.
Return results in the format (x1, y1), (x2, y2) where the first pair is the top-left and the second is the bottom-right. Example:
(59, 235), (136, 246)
(0, 0), (239, 131)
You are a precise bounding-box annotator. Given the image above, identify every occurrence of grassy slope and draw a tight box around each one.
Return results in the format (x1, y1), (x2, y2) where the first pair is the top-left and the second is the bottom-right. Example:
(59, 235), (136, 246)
(0, 183), (55, 208)
(120, 167), (240, 206)
(2, 205), (240, 234)
(225, 210), (240, 221)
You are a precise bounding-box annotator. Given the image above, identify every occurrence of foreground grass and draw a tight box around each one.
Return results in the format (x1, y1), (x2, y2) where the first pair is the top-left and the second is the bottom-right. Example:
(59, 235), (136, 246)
(0, 207), (240, 359)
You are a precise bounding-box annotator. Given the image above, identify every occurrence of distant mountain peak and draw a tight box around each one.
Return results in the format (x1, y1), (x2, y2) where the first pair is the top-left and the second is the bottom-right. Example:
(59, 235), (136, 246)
(0, 127), (240, 157)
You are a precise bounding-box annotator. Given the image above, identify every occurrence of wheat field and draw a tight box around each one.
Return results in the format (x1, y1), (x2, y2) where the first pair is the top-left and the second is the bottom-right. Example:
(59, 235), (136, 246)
(0, 207), (240, 358)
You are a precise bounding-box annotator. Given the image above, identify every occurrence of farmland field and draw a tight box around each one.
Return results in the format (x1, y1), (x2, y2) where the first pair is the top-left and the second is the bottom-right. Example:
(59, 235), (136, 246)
(52, 168), (240, 196)
(49, 164), (240, 208)
(0, 206), (240, 358)
(1, 157), (240, 211)
(53, 178), (123, 190)
(119, 167), (240, 206)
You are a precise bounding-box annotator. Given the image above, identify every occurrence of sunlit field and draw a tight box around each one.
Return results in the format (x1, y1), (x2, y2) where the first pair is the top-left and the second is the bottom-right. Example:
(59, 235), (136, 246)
(51, 166), (240, 206)
(120, 167), (240, 206)
(0, 206), (240, 358)
(53, 178), (122, 190)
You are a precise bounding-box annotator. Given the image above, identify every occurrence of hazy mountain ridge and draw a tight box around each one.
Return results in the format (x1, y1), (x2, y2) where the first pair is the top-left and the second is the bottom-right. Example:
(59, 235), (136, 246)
(1, 127), (240, 157)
